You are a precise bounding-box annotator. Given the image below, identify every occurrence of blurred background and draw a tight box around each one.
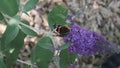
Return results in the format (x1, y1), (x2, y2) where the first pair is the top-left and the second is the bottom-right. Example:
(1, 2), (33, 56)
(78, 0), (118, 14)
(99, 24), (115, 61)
(0, 0), (120, 68)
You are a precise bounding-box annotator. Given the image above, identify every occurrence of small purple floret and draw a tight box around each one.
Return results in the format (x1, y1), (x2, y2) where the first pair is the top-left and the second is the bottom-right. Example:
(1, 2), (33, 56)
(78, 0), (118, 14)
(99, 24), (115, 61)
(64, 24), (120, 55)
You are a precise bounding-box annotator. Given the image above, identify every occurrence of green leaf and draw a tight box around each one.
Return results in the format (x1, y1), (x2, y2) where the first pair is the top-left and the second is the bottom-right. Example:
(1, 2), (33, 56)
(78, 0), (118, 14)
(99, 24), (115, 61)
(23, 0), (38, 13)
(0, 39), (1, 51)
(48, 5), (68, 29)
(20, 23), (39, 37)
(37, 37), (53, 49)
(31, 39), (54, 68)
(60, 49), (77, 68)
(0, 0), (19, 16)
(0, 58), (6, 68)
(56, 14), (66, 19)
(50, 5), (68, 16)
(61, 42), (71, 50)
(0, 12), (4, 20)
(13, 15), (21, 20)
(4, 30), (26, 68)
(1, 18), (19, 50)
(23, 65), (30, 68)
(0, 12), (7, 24)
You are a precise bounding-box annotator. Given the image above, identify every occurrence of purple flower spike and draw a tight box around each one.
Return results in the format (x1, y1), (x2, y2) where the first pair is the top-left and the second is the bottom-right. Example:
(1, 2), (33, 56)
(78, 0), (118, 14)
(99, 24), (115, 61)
(65, 24), (120, 55)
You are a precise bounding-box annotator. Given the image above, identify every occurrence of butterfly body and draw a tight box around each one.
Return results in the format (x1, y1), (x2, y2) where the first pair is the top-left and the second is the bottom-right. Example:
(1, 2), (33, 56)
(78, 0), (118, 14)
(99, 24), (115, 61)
(54, 25), (70, 37)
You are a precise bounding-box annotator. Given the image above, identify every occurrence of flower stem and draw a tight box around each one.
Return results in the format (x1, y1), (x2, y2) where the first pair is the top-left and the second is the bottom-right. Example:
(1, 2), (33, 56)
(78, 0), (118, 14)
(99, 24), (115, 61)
(53, 55), (60, 68)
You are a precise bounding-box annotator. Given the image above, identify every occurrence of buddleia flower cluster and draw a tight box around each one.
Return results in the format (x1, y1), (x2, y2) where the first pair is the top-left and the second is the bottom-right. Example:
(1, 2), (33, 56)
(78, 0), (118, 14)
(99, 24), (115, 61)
(64, 23), (120, 55)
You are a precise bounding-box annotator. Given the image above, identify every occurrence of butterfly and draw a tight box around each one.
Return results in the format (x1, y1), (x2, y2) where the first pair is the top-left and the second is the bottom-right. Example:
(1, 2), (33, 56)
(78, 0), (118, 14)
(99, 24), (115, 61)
(54, 24), (70, 37)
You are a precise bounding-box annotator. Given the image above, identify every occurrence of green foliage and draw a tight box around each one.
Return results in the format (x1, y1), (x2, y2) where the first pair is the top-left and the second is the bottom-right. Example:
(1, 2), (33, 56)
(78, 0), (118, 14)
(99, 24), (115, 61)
(61, 42), (71, 50)
(4, 30), (26, 68)
(0, 0), (76, 67)
(23, 0), (39, 13)
(0, 12), (7, 24)
(1, 18), (19, 50)
(60, 49), (77, 68)
(0, 17), (39, 68)
(0, 0), (19, 16)
(23, 65), (30, 68)
(0, 58), (6, 68)
(20, 23), (39, 37)
(48, 5), (68, 29)
(36, 37), (53, 49)
(31, 37), (54, 68)
(0, 39), (1, 50)
(0, 12), (4, 20)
